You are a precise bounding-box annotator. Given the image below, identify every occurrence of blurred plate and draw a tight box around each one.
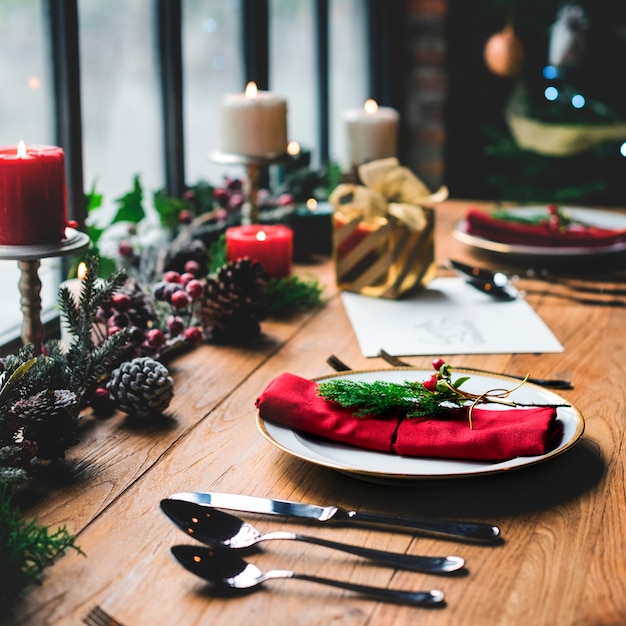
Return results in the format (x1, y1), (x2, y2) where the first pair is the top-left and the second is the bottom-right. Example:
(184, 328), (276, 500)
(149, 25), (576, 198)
(256, 368), (585, 483)
(454, 207), (626, 257)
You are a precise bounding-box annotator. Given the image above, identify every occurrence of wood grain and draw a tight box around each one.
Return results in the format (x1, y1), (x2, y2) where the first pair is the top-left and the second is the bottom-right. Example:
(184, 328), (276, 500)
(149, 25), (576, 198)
(4, 200), (626, 626)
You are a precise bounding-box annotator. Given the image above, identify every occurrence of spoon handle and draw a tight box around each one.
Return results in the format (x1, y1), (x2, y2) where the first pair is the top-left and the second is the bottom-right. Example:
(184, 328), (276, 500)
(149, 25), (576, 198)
(282, 571), (445, 606)
(260, 531), (463, 573)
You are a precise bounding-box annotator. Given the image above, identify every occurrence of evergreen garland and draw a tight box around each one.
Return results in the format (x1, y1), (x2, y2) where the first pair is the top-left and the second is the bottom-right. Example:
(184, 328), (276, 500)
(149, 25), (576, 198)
(0, 484), (82, 613)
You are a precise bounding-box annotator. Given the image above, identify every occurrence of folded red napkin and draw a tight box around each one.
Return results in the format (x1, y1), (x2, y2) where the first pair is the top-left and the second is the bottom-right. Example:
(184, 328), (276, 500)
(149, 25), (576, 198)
(256, 373), (563, 462)
(465, 207), (626, 248)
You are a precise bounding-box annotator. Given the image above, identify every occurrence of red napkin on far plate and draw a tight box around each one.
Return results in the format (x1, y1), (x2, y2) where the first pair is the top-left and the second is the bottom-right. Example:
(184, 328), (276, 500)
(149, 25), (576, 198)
(256, 373), (563, 462)
(465, 207), (626, 248)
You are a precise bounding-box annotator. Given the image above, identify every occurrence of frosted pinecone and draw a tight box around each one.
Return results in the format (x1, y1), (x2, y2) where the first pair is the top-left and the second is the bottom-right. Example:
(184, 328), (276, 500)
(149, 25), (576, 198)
(107, 356), (174, 417)
(15, 389), (80, 460)
(201, 257), (270, 343)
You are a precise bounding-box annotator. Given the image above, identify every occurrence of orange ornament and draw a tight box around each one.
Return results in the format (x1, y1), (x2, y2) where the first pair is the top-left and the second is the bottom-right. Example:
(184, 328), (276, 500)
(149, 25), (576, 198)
(484, 26), (525, 77)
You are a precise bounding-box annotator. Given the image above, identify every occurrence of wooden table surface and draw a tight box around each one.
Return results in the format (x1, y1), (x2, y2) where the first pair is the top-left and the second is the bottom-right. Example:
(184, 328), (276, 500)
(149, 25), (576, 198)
(5, 200), (626, 626)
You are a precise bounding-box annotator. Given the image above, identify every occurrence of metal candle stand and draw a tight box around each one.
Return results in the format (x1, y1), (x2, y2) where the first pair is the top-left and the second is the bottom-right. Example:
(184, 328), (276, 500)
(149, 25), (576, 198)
(0, 228), (90, 354)
(209, 151), (289, 224)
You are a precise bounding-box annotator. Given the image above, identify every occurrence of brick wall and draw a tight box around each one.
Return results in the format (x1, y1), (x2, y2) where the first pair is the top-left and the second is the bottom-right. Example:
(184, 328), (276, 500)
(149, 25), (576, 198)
(404, 0), (448, 191)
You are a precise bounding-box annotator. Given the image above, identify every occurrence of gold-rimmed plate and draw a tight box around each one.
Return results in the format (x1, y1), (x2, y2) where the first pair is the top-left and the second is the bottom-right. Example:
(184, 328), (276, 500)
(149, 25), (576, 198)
(256, 368), (585, 483)
(454, 207), (626, 257)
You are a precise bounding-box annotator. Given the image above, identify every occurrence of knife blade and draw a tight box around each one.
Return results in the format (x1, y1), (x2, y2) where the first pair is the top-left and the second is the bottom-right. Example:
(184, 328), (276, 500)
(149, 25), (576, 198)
(169, 492), (501, 543)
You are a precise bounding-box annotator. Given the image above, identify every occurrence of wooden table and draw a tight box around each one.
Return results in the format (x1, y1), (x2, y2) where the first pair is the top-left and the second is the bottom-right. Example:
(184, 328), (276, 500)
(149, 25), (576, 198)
(5, 200), (626, 626)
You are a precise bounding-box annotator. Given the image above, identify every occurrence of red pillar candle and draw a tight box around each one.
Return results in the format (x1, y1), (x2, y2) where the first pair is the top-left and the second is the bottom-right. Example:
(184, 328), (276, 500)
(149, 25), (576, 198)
(225, 224), (293, 278)
(0, 141), (69, 246)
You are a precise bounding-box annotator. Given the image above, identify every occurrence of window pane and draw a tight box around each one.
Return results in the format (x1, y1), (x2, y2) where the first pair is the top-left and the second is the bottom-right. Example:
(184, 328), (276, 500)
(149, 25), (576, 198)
(0, 0), (60, 341)
(270, 0), (317, 164)
(79, 0), (164, 218)
(183, 0), (243, 185)
(330, 0), (367, 168)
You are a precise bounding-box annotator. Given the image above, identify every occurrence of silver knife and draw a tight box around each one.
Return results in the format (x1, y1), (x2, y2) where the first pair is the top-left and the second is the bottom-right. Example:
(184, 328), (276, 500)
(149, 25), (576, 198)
(169, 491), (501, 543)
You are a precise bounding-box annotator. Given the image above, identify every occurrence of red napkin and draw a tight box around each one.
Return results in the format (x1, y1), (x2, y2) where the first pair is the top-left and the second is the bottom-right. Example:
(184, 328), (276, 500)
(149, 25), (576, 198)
(256, 373), (563, 462)
(465, 207), (626, 248)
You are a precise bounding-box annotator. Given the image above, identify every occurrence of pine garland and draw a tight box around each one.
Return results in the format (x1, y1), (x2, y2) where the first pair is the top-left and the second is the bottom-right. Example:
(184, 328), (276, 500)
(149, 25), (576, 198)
(0, 485), (82, 613)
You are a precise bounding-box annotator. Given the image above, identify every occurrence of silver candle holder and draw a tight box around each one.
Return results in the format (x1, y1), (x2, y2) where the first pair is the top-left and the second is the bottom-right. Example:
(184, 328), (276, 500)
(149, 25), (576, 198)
(0, 228), (90, 354)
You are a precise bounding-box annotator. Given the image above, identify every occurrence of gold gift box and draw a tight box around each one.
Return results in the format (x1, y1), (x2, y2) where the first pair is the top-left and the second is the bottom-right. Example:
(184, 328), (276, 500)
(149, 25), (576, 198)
(330, 158), (447, 299)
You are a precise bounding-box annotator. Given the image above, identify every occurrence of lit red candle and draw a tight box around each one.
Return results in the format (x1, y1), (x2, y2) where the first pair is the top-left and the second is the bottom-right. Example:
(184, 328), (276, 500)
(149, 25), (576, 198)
(225, 224), (293, 278)
(0, 141), (69, 246)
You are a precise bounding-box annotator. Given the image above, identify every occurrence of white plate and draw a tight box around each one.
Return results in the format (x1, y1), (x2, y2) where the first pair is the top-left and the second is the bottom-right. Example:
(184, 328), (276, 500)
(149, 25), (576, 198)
(454, 206), (626, 257)
(256, 368), (585, 482)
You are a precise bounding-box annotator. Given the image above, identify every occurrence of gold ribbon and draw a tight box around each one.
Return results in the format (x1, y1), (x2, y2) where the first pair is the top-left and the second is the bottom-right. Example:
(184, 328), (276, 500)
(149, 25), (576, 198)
(329, 157), (448, 229)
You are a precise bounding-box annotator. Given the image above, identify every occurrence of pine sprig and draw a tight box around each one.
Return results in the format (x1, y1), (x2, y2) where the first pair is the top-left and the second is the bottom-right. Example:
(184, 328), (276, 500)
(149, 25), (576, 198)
(318, 379), (467, 418)
(0, 485), (83, 612)
(266, 275), (324, 316)
(318, 358), (570, 427)
(59, 251), (128, 352)
(60, 252), (132, 404)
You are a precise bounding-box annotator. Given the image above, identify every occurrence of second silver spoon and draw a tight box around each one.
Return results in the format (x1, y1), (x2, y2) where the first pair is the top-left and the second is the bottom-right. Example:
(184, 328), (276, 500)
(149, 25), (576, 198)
(161, 499), (465, 574)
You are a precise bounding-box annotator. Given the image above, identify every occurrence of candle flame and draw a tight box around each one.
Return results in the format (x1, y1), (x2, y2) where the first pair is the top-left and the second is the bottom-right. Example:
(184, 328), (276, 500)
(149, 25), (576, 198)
(306, 198), (318, 210)
(77, 262), (88, 280)
(16, 140), (27, 158)
(287, 141), (301, 156)
(364, 99), (378, 114)
(256, 230), (267, 242)
(245, 82), (258, 98)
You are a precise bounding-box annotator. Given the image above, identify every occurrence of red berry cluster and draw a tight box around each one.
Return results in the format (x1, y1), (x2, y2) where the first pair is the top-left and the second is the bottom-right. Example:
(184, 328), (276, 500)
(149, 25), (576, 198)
(423, 357), (449, 392)
(151, 259), (205, 348)
(214, 177), (245, 212)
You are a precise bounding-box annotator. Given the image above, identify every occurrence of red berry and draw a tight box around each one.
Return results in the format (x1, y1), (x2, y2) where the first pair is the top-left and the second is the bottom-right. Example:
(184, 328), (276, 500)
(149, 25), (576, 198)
(108, 325), (123, 336)
(423, 374), (438, 392)
(146, 328), (165, 347)
(431, 358), (446, 371)
(170, 290), (192, 309)
(184, 260), (201, 276)
(119, 240), (134, 257)
(180, 272), (195, 285)
(185, 279), (204, 299)
(167, 316), (185, 336)
(163, 270), (182, 284)
(228, 192), (244, 210)
(214, 187), (229, 205)
(277, 193), (294, 206)
(112, 294), (131, 312)
(93, 387), (110, 400)
(183, 326), (203, 346)
(178, 209), (193, 224)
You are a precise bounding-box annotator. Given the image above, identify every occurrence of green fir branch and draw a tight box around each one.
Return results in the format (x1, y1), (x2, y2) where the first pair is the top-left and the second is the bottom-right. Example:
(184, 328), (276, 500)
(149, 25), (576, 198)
(0, 485), (83, 613)
(266, 275), (324, 316)
(318, 379), (467, 418)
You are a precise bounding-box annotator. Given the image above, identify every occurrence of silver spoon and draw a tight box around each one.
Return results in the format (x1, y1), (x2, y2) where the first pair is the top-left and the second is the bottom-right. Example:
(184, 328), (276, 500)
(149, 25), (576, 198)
(160, 499), (465, 574)
(170, 545), (446, 607)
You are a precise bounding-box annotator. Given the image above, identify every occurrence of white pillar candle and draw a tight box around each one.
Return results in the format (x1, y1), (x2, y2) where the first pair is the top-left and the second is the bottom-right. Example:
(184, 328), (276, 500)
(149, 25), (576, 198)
(344, 99), (399, 166)
(219, 82), (288, 157)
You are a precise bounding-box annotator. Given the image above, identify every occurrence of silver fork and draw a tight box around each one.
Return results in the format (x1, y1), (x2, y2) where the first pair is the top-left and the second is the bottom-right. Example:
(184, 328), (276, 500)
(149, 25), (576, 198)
(376, 349), (573, 389)
(83, 605), (126, 626)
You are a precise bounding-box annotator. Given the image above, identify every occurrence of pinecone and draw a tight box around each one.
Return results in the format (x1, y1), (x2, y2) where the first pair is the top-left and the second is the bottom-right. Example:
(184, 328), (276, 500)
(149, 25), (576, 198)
(119, 279), (159, 330)
(201, 258), (270, 343)
(14, 389), (81, 460)
(107, 357), (174, 417)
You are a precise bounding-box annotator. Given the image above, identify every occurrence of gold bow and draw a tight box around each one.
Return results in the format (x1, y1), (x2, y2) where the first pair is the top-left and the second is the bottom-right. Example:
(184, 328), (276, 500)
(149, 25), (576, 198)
(329, 157), (448, 231)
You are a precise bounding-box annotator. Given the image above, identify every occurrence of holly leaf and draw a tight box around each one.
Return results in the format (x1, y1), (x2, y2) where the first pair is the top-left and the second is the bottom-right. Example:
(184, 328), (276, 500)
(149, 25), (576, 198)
(112, 175), (145, 224)
(153, 189), (187, 230)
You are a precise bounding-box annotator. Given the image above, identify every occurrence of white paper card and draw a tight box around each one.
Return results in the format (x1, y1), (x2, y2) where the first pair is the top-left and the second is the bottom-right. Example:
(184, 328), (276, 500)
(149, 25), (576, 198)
(341, 277), (564, 357)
